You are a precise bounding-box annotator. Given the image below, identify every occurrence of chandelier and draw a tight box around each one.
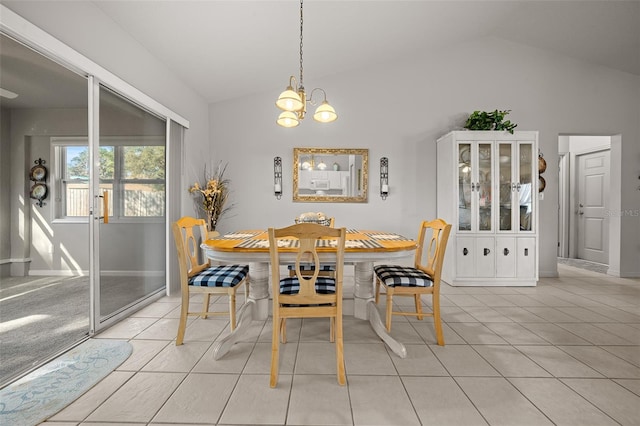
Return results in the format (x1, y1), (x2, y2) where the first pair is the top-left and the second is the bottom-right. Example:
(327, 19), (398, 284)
(275, 0), (337, 128)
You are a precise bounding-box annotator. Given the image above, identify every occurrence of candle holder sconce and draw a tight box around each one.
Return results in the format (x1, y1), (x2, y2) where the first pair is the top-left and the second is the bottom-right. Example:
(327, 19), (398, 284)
(380, 157), (389, 200)
(274, 156), (283, 199)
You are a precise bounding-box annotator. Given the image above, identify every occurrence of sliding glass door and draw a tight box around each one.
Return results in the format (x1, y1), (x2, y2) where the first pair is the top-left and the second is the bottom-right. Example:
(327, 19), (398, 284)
(91, 85), (167, 328)
(1, 6), (187, 383)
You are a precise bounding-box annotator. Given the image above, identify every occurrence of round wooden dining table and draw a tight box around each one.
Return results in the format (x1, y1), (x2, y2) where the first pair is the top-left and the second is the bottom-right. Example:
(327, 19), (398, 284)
(201, 229), (417, 359)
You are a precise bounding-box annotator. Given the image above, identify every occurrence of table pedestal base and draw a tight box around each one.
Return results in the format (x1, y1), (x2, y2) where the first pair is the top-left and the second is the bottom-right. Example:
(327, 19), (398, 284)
(213, 260), (407, 360)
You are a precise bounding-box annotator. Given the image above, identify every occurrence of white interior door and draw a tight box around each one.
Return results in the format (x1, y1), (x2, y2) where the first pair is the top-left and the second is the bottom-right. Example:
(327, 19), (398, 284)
(577, 150), (610, 264)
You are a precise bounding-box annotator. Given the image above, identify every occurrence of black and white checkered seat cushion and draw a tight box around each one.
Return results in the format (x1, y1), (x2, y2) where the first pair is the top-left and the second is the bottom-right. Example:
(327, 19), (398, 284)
(188, 264), (249, 288)
(279, 277), (336, 294)
(374, 265), (433, 288)
(287, 263), (336, 272)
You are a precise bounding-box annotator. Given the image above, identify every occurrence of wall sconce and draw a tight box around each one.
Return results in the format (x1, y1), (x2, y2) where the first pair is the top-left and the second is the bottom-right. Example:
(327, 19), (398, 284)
(274, 156), (283, 199)
(380, 157), (389, 200)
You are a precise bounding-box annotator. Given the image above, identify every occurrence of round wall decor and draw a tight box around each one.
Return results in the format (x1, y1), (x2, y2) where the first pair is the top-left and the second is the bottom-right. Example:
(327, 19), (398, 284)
(538, 155), (547, 174)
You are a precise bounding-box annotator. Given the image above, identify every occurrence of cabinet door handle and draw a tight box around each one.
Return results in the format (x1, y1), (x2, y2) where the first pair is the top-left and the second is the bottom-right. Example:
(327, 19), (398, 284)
(470, 183), (476, 191)
(504, 248), (509, 256)
(484, 248), (491, 256)
(524, 248), (529, 256)
(463, 248), (468, 256)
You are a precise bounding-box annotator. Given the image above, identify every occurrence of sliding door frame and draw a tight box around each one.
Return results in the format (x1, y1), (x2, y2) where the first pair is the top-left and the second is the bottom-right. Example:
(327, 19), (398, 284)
(1, 4), (189, 333)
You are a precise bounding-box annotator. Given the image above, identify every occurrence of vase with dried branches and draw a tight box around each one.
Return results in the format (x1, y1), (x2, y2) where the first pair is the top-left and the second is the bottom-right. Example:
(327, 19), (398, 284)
(188, 162), (232, 232)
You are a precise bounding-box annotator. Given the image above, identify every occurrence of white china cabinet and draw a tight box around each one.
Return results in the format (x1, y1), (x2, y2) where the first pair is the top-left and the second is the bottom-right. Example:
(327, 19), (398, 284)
(436, 131), (539, 286)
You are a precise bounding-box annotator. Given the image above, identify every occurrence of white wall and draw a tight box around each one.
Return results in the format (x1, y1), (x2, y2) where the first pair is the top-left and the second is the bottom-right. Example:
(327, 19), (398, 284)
(211, 37), (640, 278)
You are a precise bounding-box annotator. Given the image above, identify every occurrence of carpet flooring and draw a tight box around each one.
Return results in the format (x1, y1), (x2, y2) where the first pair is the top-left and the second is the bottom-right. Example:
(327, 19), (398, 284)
(0, 338), (132, 426)
(0, 275), (162, 386)
(0, 276), (90, 386)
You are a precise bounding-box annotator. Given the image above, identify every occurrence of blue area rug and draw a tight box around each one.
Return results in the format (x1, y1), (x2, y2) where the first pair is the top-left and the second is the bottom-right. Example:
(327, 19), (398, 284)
(0, 338), (132, 426)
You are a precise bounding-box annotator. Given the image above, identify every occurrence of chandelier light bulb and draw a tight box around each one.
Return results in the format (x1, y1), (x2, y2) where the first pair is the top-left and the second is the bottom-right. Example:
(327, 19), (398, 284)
(276, 85), (304, 112)
(277, 111), (300, 128)
(313, 100), (338, 123)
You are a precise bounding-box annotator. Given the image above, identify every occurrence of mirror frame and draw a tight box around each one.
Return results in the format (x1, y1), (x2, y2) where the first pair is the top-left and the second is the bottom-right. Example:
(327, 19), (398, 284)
(293, 147), (368, 203)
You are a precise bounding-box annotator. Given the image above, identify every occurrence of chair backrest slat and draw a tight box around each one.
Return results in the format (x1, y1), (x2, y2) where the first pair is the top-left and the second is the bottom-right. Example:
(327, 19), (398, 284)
(269, 223), (346, 302)
(415, 219), (451, 283)
(172, 216), (209, 280)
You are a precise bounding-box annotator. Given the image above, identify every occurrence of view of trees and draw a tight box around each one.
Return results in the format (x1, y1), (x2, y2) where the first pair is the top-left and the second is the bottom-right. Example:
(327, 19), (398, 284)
(67, 145), (164, 180)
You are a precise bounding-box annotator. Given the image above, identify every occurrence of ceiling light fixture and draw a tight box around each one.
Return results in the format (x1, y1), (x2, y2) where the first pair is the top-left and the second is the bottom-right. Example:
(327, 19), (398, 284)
(275, 0), (337, 128)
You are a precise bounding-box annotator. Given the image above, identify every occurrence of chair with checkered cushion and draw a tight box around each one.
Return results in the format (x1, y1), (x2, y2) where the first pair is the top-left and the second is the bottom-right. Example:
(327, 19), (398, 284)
(172, 217), (249, 346)
(374, 219), (451, 345)
(288, 216), (336, 278)
(268, 223), (346, 387)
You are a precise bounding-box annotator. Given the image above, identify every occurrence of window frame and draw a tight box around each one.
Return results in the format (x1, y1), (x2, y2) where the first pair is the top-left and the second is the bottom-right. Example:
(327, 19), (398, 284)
(51, 136), (165, 224)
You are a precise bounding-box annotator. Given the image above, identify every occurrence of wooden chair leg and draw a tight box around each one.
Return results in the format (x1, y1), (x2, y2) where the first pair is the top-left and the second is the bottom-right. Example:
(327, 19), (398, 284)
(202, 293), (211, 319)
(385, 291), (393, 332)
(280, 318), (287, 343)
(433, 294), (445, 346)
(335, 313), (346, 386)
(374, 279), (380, 304)
(229, 291), (237, 330)
(270, 313), (280, 388)
(176, 295), (189, 346)
(415, 294), (423, 320)
(330, 317), (335, 342)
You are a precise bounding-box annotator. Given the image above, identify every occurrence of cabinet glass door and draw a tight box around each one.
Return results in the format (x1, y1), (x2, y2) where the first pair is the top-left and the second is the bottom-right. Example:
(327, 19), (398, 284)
(498, 143), (514, 231)
(477, 143), (492, 231)
(458, 143), (472, 231)
(518, 143), (534, 231)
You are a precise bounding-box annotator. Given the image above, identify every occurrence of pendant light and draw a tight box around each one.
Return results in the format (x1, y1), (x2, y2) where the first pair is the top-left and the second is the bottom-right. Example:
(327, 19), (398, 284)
(275, 0), (337, 127)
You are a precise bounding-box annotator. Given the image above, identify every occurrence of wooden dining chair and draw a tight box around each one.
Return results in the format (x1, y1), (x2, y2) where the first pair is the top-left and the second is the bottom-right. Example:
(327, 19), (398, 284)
(172, 216), (249, 346)
(374, 219), (451, 345)
(268, 223), (346, 387)
(288, 217), (336, 278)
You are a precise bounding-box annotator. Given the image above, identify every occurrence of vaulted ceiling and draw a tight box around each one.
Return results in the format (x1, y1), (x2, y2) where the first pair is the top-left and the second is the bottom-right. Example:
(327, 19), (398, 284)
(1, 1), (639, 109)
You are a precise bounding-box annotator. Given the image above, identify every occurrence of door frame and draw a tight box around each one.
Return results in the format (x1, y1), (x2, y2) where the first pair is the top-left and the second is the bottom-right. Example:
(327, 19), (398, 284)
(558, 135), (613, 262)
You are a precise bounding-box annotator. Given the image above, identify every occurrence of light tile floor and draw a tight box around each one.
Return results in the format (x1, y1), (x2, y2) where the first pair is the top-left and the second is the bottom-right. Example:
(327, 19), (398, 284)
(42, 264), (640, 425)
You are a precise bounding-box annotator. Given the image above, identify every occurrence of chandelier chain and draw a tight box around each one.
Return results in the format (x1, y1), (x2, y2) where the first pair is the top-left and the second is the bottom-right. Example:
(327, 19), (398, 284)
(299, 0), (304, 88)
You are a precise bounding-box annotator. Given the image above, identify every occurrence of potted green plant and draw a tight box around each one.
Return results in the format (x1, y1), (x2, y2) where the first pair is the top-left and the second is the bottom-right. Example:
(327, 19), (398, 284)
(464, 109), (517, 134)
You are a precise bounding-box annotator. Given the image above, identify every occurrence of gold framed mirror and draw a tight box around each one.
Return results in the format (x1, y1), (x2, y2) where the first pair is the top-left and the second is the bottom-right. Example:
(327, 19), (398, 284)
(293, 148), (368, 203)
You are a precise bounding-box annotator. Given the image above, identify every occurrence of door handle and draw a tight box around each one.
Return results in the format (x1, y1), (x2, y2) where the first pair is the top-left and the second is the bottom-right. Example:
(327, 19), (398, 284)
(96, 191), (109, 223)
(503, 248), (509, 256)
(103, 191), (109, 224)
(579, 211), (584, 215)
(484, 248), (491, 256)
(463, 248), (468, 256)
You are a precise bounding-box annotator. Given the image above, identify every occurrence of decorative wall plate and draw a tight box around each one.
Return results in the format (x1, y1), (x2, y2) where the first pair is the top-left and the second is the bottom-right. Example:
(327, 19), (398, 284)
(30, 164), (47, 181)
(538, 176), (546, 192)
(30, 183), (47, 199)
(538, 155), (547, 174)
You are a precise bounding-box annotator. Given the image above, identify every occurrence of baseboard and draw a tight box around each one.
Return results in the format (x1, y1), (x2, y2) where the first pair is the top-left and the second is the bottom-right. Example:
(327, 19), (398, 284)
(28, 270), (164, 277)
(607, 268), (640, 278)
(103, 270), (164, 277)
(29, 269), (88, 276)
(0, 257), (31, 265)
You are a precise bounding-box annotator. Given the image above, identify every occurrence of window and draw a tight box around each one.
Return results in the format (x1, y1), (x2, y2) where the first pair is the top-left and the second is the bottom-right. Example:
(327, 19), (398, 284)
(52, 137), (165, 222)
